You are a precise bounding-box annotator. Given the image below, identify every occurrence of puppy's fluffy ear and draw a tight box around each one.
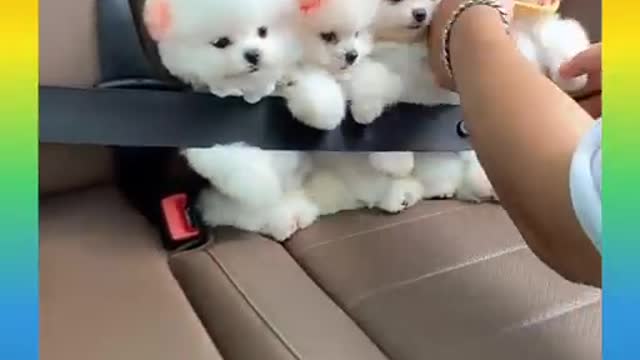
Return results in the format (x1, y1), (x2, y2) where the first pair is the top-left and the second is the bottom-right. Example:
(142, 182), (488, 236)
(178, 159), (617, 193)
(144, 0), (173, 41)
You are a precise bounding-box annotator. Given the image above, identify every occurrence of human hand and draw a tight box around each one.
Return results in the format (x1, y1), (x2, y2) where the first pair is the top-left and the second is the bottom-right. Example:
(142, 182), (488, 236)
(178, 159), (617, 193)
(426, 0), (514, 91)
(559, 43), (602, 118)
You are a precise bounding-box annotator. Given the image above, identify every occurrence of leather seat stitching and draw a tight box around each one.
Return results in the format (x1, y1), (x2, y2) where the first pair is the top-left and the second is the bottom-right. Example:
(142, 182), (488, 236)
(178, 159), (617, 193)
(500, 292), (601, 333)
(296, 205), (472, 255)
(204, 248), (303, 360)
(347, 245), (528, 309)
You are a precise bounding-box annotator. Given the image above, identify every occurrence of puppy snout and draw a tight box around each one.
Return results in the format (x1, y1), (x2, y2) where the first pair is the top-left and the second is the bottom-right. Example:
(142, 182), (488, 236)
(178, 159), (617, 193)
(244, 49), (261, 66)
(345, 50), (359, 65)
(412, 8), (427, 23)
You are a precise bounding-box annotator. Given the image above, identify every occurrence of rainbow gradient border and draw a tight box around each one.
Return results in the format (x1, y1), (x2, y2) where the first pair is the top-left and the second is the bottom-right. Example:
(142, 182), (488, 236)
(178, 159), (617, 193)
(603, 1), (640, 359)
(1, 0), (637, 358)
(0, 1), (39, 359)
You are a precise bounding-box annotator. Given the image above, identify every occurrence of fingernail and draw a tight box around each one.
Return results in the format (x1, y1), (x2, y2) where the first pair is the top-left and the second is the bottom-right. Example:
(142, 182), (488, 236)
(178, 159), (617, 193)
(558, 61), (567, 72)
(558, 61), (572, 78)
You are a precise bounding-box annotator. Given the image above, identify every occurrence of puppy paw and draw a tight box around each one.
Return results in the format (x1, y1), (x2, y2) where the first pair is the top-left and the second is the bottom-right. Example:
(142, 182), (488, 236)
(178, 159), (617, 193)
(283, 69), (346, 130)
(243, 93), (263, 104)
(369, 152), (414, 177)
(350, 99), (386, 125)
(262, 215), (299, 242)
(294, 202), (319, 230)
(211, 87), (242, 98)
(243, 83), (276, 104)
(347, 59), (401, 124)
(287, 192), (320, 230)
(378, 178), (424, 213)
(300, 104), (345, 130)
(414, 152), (464, 200)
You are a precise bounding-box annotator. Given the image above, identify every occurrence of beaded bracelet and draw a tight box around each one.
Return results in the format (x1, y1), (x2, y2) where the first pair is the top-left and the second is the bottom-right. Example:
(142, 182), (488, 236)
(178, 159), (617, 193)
(441, 0), (510, 82)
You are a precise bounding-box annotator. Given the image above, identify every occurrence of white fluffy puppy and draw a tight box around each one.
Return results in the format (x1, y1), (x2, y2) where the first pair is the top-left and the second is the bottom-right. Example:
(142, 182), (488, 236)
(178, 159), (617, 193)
(287, 0), (416, 178)
(280, 0), (424, 213)
(278, 0), (380, 131)
(343, 0), (458, 180)
(358, 0), (491, 202)
(347, 0), (460, 126)
(513, 12), (591, 92)
(145, 0), (319, 240)
(189, 146), (319, 241)
(144, 0), (300, 103)
(183, 145), (319, 241)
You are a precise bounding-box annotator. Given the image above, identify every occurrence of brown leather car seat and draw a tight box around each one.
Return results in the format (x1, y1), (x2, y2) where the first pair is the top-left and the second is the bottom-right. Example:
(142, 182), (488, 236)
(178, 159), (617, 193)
(39, 0), (602, 359)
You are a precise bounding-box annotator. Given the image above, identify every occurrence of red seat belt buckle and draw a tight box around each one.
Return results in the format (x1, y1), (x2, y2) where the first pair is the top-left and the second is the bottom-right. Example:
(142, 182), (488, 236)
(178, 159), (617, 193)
(161, 193), (200, 242)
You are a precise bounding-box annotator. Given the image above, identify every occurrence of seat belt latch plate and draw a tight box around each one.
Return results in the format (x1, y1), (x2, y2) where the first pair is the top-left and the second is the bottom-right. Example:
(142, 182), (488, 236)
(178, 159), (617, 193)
(161, 193), (201, 242)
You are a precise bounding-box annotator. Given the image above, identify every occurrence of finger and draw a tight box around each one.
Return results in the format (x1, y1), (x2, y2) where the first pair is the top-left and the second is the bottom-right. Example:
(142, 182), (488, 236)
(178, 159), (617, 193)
(578, 94), (602, 119)
(559, 43), (602, 79)
(570, 71), (602, 98)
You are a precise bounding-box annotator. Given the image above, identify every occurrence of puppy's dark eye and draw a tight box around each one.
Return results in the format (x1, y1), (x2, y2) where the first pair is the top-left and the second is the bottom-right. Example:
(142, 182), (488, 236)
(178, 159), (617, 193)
(320, 32), (338, 44)
(355, 31), (360, 38)
(258, 26), (268, 38)
(211, 37), (232, 49)
(388, 0), (404, 3)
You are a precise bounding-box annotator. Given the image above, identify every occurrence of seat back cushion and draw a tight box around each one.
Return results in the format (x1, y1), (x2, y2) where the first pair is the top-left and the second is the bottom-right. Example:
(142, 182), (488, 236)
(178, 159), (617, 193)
(40, 0), (99, 87)
(39, 0), (113, 195)
(39, 144), (113, 196)
(560, 0), (601, 42)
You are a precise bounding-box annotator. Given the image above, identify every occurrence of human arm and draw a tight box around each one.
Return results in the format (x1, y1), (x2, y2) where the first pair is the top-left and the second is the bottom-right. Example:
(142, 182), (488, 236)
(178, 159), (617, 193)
(427, 1), (601, 287)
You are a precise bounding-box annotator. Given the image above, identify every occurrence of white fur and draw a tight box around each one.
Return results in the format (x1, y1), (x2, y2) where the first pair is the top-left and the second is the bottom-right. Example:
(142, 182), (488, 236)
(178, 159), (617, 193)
(151, 0), (301, 103)
(348, 42), (460, 125)
(162, 0), (592, 241)
(368, 152), (415, 178)
(183, 144), (314, 240)
(341, 1), (455, 180)
(295, 0), (379, 75)
(513, 15), (591, 93)
(182, 144), (311, 208)
(198, 188), (319, 241)
(414, 151), (497, 203)
(287, 0), (423, 210)
(305, 153), (425, 216)
(357, 4), (591, 204)
(278, 0), (382, 130)
(151, 0), (320, 240)
(373, 0), (437, 38)
(279, 66), (346, 130)
(348, 0), (459, 125)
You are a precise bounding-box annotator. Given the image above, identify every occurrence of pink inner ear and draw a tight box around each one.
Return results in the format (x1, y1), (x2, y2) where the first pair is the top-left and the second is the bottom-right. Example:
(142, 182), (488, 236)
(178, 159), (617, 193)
(144, 0), (172, 41)
(299, 0), (324, 14)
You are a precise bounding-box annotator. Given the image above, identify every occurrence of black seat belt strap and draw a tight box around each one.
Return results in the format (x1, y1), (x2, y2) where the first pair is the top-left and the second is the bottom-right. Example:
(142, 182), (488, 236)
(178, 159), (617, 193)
(39, 86), (471, 151)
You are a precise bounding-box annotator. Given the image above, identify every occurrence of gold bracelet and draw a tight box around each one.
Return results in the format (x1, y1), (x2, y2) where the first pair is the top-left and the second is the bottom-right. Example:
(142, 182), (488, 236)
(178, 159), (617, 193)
(441, 0), (510, 82)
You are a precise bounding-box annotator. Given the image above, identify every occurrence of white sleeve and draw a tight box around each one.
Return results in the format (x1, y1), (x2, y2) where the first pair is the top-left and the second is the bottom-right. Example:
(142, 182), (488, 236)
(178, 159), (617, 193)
(569, 119), (602, 253)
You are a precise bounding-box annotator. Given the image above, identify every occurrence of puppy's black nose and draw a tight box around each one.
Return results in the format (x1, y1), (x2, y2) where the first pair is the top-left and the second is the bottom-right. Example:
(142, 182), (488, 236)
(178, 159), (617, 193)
(412, 8), (427, 23)
(345, 50), (359, 65)
(244, 49), (261, 65)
